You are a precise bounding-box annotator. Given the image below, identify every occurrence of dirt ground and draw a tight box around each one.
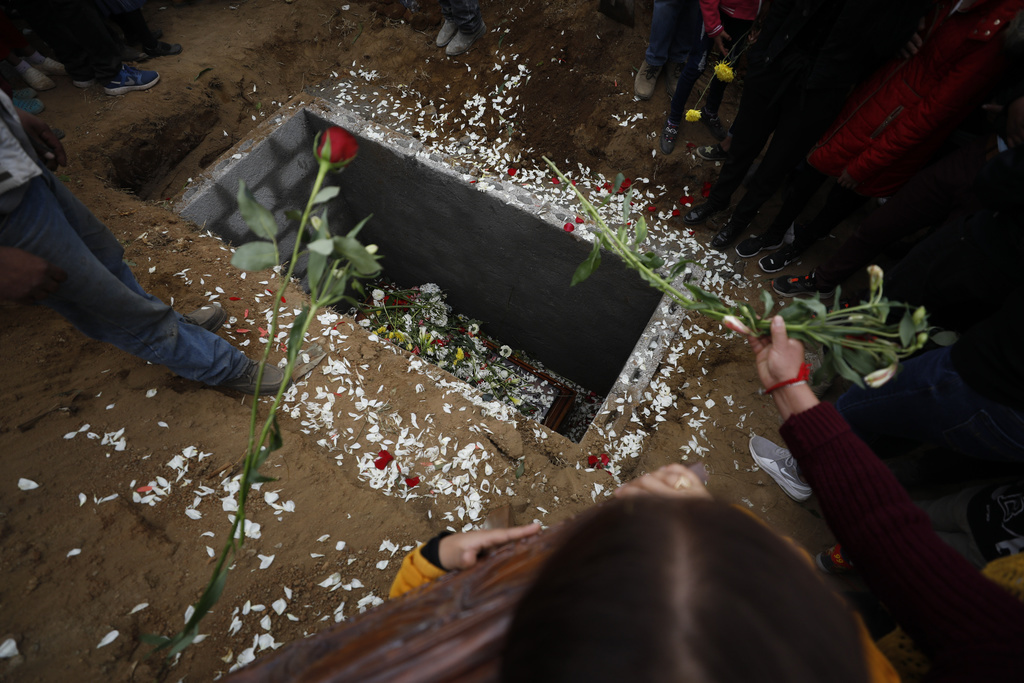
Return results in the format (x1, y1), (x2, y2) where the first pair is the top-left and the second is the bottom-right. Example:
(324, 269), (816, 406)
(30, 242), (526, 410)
(0, 1), (856, 680)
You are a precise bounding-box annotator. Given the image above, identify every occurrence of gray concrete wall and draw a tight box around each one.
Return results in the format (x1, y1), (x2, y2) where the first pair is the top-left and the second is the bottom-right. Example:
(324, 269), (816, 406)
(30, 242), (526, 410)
(179, 104), (663, 394)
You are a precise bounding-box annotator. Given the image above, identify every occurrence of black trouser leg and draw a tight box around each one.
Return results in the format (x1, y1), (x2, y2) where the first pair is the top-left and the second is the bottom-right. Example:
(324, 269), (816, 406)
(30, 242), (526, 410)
(111, 10), (155, 49)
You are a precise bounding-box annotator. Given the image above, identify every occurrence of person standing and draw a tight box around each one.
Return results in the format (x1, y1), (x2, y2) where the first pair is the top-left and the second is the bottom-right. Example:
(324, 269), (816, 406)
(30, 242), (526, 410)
(435, 0), (486, 57)
(633, 0), (703, 100)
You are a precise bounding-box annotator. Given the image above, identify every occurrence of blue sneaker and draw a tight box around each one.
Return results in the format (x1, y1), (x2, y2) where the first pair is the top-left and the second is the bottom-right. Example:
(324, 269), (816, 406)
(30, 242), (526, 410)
(103, 64), (159, 96)
(13, 88), (37, 99)
(13, 97), (44, 115)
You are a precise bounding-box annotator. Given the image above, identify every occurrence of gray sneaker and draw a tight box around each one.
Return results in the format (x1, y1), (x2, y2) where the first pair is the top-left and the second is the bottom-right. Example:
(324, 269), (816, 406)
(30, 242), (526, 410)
(435, 19), (458, 47)
(217, 360), (288, 396)
(665, 61), (685, 98)
(182, 303), (227, 332)
(748, 436), (812, 502)
(446, 22), (486, 57)
(634, 60), (661, 100)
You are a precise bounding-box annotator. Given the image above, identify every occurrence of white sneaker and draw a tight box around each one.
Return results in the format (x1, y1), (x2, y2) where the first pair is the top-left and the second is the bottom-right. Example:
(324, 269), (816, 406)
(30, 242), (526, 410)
(748, 436), (812, 502)
(21, 66), (55, 91)
(33, 57), (66, 76)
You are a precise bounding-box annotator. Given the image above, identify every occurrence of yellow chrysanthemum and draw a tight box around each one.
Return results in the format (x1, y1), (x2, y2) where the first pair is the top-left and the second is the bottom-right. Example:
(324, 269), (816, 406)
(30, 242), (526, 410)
(455, 348), (465, 362)
(713, 62), (735, 83)
(685, 109), (701, 123)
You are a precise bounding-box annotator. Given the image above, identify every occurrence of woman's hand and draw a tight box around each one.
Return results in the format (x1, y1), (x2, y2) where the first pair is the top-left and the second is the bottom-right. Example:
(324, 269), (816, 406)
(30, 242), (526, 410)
(437, 523), (541, 571)
(748, 316), (819, 420)
(615, 463), (711, 500)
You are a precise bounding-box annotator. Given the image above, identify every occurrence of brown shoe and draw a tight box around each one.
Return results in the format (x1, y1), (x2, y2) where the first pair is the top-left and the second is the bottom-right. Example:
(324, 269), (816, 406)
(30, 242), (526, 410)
(634, 60), (661, 100)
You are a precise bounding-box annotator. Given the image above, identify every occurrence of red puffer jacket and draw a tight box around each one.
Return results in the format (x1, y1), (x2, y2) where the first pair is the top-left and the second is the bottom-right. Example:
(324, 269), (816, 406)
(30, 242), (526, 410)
(807, 0), (1022, 197)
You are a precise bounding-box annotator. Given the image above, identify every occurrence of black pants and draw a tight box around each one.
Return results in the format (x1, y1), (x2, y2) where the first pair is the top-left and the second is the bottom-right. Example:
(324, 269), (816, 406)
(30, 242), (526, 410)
(815, 139), (987, 288)
(707, 55), (849, 224)
(10, 0), (121, 81)
(757, 164), (868, 248)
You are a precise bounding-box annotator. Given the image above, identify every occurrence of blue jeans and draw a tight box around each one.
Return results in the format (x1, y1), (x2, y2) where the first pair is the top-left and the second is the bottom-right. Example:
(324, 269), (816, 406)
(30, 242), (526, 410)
(645, 0), (699, 67)
(837, 346), (1024, 463)
(0, 173), (248, 384)
(667, 14), (751, 124)
(438, 0), (483, 33)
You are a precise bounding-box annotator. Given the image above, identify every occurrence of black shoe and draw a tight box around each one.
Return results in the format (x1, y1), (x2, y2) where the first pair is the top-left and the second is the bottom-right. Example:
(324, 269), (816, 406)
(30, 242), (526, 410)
(696, 144), (728, 162)
(684, 200), (724, 225)
(217, 360), (288, 396)
(700, 108), (727, 141)
(144, 41), (182, 57)
(711, 216), (748, 250)
(660, 123), (678, 155)
(736, 229), (787, 259)
(772, 272), (835, 298)
(759, 243), (805, 273)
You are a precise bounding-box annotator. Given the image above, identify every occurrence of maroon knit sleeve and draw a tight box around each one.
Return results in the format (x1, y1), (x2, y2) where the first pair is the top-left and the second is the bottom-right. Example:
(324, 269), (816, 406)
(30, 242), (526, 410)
(779, 403), (1024, 679)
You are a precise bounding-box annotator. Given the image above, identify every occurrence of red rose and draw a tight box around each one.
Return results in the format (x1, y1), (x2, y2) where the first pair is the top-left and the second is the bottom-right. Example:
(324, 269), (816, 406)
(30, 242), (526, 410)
(316, 126), (358, 166)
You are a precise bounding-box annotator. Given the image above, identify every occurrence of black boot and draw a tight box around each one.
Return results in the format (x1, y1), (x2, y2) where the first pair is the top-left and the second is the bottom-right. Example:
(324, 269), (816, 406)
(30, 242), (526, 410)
(710, 216), (749, 251)
(684, 200), (725, 225)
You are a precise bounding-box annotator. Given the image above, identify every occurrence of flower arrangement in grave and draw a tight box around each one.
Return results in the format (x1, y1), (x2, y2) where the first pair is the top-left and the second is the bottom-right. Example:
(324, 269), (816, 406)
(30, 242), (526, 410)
(146, 126), (381, 659)
(360, 280), (567, 421)
(544, 158), (953, 389)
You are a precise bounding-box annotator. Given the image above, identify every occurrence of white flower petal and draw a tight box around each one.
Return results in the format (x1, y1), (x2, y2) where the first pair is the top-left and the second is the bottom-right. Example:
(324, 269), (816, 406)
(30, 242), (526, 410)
(17, 478), (39, 491)
(96, 630), (119, 649)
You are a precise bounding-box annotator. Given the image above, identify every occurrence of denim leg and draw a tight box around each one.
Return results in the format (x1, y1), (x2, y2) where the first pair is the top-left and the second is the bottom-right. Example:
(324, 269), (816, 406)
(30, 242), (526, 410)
(437, 0), (483, 33)
(646, 0), (697, 66)
(836, 347), (1024, 463)
(667, 30), (709, 124)
(0, 174), (249, 385)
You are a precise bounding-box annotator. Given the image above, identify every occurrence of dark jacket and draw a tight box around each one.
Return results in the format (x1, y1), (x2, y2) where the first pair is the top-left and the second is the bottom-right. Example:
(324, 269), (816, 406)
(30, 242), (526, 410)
(748, 0), (931, 89)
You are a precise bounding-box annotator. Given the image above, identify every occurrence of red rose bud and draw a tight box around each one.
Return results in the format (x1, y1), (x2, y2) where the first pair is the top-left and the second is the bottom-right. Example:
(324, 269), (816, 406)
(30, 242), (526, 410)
(722, 315), (754, 337)
(316, 126), (358, 167)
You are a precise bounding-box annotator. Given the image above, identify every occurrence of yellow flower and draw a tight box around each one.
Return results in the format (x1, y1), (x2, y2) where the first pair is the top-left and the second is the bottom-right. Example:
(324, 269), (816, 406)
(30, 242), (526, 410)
(685, 109), (701, 122)
(376, 325), (387, 335)
(713, 62), (735, 83)
(455, 348), (465, 362)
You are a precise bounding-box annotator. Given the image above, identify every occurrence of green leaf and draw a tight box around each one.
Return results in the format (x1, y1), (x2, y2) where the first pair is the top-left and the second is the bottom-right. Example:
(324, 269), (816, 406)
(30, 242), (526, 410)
(831, 285), (843, 311)
(639, 251), (664, 269)
(931, 330), (959, 346)
(332, 234), (380, 277)
(287, 308), (310, 363)
(622, 187), (634, 224)
(830, 345), (865, 388)
(683, 282), (721, 305)
(236, 180), (279, 240)
(231, 241), (278, 271)
(312, 186), (340, 205)
(308, 238), (334, 256)
(250, 473), (279, 484)
(617, 225), (628, 244)
(795, 296), (827, 318)
(635, 216), (648, 246)
(612, 172), (626, 194)
(898, 312), (915, 348)
(285, 209), (303, 223)
(140, 633), (171, 647)
(571, 241), (602, 286)
(667, 258), (693, 280)
(515, 458), (525, 479)
(760, 289), (774, 318)
(843, 347), (877, 375)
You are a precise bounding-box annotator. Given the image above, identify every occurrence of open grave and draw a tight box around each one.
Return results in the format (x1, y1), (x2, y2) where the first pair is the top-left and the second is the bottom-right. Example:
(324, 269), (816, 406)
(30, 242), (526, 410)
(177, 100), (692, 446)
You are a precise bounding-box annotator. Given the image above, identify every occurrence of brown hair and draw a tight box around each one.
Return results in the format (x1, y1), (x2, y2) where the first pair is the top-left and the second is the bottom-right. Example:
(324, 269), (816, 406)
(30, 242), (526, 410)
(502, 497), (868, 683)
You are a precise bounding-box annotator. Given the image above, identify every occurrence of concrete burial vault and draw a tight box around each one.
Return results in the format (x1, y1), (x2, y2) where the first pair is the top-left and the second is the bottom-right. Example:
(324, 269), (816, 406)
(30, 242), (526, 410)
(177, 99), (690, 442)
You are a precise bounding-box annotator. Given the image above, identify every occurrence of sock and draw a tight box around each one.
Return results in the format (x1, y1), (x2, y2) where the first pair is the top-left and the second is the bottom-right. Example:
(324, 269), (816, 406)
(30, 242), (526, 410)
(666, 117), (680, 128)
(27, 51), (46, 65)
(14, 60), (31, 74)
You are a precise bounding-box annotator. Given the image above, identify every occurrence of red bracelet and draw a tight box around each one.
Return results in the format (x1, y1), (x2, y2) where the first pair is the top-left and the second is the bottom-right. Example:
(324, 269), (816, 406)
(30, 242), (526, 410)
(764, 362), (812, 394)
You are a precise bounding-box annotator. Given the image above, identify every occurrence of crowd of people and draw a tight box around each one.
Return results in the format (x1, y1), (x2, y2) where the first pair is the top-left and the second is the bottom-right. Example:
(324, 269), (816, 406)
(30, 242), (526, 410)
(0, 1), (182, 113)
(388, 0), (1024, 680)
(2, 0), (1023, 679)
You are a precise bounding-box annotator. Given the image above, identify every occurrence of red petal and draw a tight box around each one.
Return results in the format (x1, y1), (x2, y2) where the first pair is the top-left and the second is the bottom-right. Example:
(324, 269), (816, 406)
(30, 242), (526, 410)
(701, 181), (712, 198)
(672, 209), (680, 216)
(235, 328), (250, 333)
(587, 455), (598, 466)
(229, 296), (241, 301)
(552, 178), (560, 184)
(508, 168), (517, 176)
(281, 296), (286, 303)
(374, 450), (394, 470)
(563, 223), (574, 232)
(686, 142), (696, 149)
(575, 216), (584, 223)
(680, 195), (695, 205)
(405, 477), (420, 487)
(136, 485), (153, 493)
(647, 205), (656, 212)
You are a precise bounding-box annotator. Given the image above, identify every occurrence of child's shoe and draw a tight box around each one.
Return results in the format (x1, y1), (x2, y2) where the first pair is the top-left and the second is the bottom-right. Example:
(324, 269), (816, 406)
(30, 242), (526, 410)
(815, 543), (855, 575)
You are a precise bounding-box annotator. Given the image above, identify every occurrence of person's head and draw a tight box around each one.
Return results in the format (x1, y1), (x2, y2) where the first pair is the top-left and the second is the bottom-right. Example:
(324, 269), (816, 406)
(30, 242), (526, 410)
(502, 496), (868, 683)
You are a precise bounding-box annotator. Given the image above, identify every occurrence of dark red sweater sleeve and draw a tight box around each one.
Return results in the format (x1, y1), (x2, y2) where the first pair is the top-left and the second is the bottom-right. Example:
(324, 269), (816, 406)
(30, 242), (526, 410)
(780, 403), (1024, 680)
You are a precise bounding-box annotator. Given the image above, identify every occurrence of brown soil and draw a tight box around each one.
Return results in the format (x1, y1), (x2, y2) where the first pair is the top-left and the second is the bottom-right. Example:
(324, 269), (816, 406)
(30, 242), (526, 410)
(0, 1), (847, 680)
